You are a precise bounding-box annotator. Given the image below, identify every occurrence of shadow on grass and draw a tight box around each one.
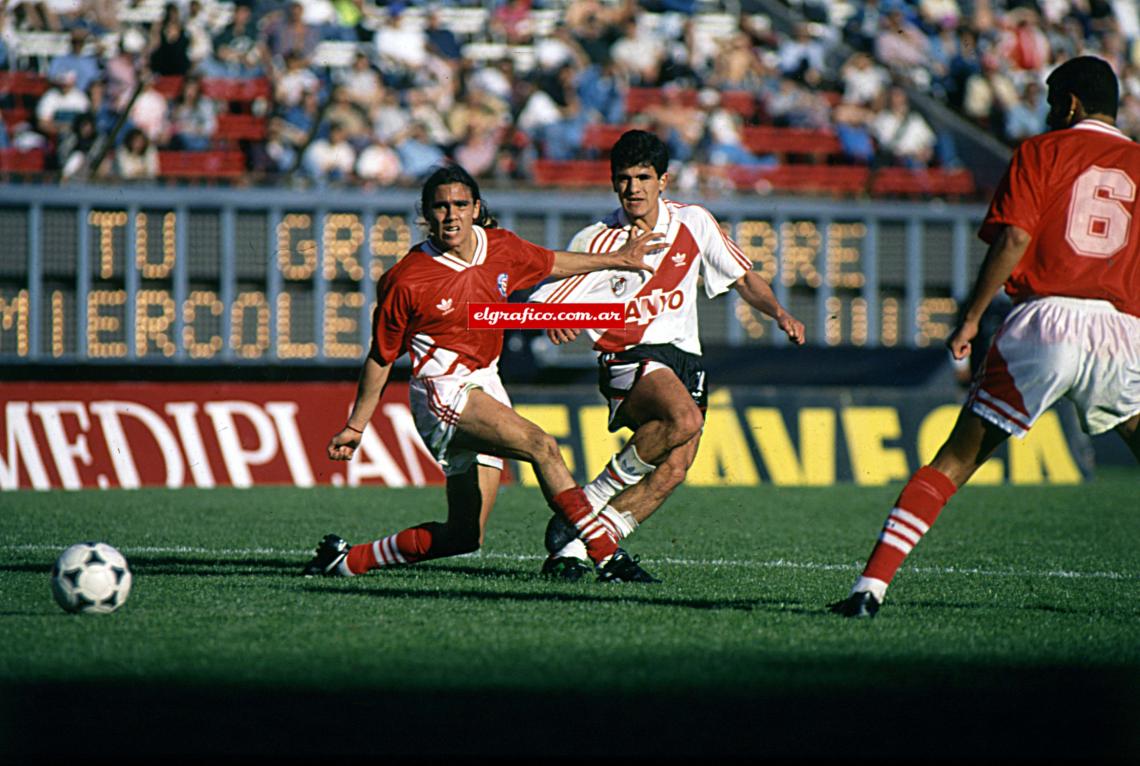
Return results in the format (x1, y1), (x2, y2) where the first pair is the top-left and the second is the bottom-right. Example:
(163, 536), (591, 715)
(304, 582), (801, 614)
(2, 670), (1137, 759)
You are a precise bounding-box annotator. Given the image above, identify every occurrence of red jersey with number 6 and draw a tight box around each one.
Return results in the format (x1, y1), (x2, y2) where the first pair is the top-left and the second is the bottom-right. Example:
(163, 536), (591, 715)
(980, 120), (1140, 317)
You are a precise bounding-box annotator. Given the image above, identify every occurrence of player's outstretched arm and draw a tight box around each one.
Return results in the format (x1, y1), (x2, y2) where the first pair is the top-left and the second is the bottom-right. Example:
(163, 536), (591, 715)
(548, 227), (664, 278)
(947, 224), (1031, 360)
(734, 271), (806, 345)
(328, 354), (392, 461)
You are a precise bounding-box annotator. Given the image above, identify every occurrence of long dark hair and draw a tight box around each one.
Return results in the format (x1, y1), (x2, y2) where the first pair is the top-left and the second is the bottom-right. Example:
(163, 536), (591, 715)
(418, 164), (498, 229)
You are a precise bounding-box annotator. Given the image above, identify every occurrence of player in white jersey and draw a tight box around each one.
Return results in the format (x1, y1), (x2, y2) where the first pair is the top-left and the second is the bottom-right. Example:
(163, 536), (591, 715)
(530, 130), (806, 580)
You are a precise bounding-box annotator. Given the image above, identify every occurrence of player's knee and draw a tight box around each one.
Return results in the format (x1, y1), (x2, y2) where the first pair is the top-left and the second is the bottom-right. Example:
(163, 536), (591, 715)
(667, 407), (704, 448)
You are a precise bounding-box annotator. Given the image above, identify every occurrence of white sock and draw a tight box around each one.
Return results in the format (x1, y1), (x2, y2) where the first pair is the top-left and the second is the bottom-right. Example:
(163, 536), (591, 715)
(582, 444), (655, 510)
(851, 576), (888, 602)
(551, 507), (637, 560)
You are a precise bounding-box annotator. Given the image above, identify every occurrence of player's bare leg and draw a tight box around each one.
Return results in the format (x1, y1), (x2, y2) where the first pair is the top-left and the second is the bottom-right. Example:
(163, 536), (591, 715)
(454, 389), (623, 565)
(612, 435), (700, 524)
(581, 369), (703, 512)
(832, 408), (1011, 616)
(1114, 413), (1140, 462)
(311, 464), (503, 576)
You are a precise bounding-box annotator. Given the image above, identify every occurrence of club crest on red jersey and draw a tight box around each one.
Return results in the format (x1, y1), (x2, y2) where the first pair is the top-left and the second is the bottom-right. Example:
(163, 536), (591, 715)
(497, 272), (509, 297)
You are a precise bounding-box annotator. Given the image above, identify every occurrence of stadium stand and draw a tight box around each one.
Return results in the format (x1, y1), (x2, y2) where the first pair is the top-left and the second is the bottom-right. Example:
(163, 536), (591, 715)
(0, 0), (1119, 195)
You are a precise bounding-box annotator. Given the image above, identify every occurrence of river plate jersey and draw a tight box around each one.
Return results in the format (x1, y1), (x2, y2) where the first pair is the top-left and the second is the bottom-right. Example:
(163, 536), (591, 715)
(371, 225), (555, 376)
(530, 199), (752, 354)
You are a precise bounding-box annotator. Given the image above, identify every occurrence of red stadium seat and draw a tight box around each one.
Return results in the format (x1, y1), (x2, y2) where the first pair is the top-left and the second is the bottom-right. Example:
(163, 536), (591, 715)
(532, 159), (611, 187)
(871, 167), (976, 199)
(201, 78), (272, 110)
(153, 75), (185, 98)
(725, 164), (869, 196)
(719, 91), (757, 119)
(581, 124), (634, 153)
(741, 126), (843, 161)
(624, 86), (698, 115)
(215, 113), (268, 142)
(158, 150), (246, 180)
(0, 71), (50, 98)
(0, 148), (47, 174)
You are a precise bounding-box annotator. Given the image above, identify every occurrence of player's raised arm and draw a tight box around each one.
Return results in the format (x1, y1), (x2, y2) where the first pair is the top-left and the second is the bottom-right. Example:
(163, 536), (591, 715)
(548, 227), (663, 278)
(328, 354), (392, 461)
(733, 270), (806, 345)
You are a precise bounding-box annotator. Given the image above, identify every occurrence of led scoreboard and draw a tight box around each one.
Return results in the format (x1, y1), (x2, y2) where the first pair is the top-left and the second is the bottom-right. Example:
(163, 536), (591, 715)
(0, 186), (989, 364)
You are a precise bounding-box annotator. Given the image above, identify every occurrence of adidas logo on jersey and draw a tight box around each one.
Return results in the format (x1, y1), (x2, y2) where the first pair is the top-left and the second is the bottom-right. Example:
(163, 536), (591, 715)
(436, 298), (454, 315)
(671, 251), (688, 267)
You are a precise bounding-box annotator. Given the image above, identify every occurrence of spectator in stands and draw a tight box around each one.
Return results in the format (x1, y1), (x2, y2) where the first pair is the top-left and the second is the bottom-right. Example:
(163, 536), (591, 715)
(86, 78), (117, 135)
(874, 10), (930, 82)
(184, 0), (215, 68)
(450, 91), (508, 178)
(610, 15), (666, 86)
(374, 5), (429, 77)
(425, 9), (462, 62)
(646, 83), (707, 163)
(252, 116), (297, 175)
(999, 8), (1051, 72)
(371, 87), (412, 146)
(567, 1), (625, 66)
(35, 70), (90, 143)
(104, 37), (139, 111)
(206, 0), (263, 77)
(844, 0), (886, 54)
(709, 31), (766, 91)
(338, 52), (384, 114)
(394, 121), (445, 182)
(466, 56), (516, 108)
(833, 99), (877, 165)
(48, 28), (101, 93)
(705, 91), (774, 168)
(356, 137), (401, 185)
(490, 0), (535, 45)
(777, 23), (827, 87)
(871, 86), (937, 168)
(840, 51), (888, 107)
(129, 78), (172, 146)
(517, 63), (588, 161)
(58, 111), (98, 179)
(170, 75), (217, 151)
(148, 2), (192, 77)
(961, 53), (1019, 130)
(303, 121), (356, 184)
(324, 85), (372, 147)
(765, 76), (831, 129)
(114, 127), (158, 180)
(329, 0), (374, 43)
(1004, 79), (1048, 142)
(274, 52), (321, 109)
(262, 1), (319, 64)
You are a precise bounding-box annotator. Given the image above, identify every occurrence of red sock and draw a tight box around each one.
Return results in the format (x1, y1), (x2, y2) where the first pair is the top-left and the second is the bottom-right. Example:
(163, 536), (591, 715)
(345, 527), (434, 574)
(861, 466), (957, 586)
(551, 487), (618, 564)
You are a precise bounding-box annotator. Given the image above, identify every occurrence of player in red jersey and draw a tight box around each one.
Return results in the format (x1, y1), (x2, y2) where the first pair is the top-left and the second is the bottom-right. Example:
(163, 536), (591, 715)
(302, 165), (665, 581)
(831, 56), (1140, 618)
(530, 130), (805, 581)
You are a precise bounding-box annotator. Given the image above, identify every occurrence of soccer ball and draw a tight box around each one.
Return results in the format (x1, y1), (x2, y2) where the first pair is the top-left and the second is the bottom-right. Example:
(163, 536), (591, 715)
(50, 542), (132, 614)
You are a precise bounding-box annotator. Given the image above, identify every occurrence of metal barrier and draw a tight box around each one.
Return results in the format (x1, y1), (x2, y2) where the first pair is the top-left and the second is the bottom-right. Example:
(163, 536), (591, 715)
(0, 184), (987, 365)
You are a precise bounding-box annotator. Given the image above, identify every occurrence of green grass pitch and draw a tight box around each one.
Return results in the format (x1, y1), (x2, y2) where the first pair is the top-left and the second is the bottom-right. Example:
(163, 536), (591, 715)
(2, 469), (1138, 759)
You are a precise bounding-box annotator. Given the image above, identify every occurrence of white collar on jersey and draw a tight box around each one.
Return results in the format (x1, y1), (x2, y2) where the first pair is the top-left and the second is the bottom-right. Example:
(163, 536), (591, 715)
(422, 225), (488, 272)
(617, 199), (672, 235)
(1070, 119), (1127, 139)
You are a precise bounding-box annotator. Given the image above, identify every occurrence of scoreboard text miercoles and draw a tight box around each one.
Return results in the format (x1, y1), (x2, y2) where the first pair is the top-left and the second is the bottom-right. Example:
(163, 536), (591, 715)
(0, 207), (973, 360)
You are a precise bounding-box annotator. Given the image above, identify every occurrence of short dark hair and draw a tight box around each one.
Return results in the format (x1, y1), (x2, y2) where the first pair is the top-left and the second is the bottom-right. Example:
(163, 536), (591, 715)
(610, 130), (669, 179)
(1047, 56), (1118, 118)
(419, 164), (497, 229)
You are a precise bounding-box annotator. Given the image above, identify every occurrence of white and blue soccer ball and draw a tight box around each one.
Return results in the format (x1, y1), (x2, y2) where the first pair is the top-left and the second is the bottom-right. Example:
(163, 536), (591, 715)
(50, 542), (132, 614)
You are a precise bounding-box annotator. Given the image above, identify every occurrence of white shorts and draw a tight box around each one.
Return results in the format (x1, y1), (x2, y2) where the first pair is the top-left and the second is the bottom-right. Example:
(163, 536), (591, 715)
(968, 297), (1140, 437)
(409, 366), (508, 477)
